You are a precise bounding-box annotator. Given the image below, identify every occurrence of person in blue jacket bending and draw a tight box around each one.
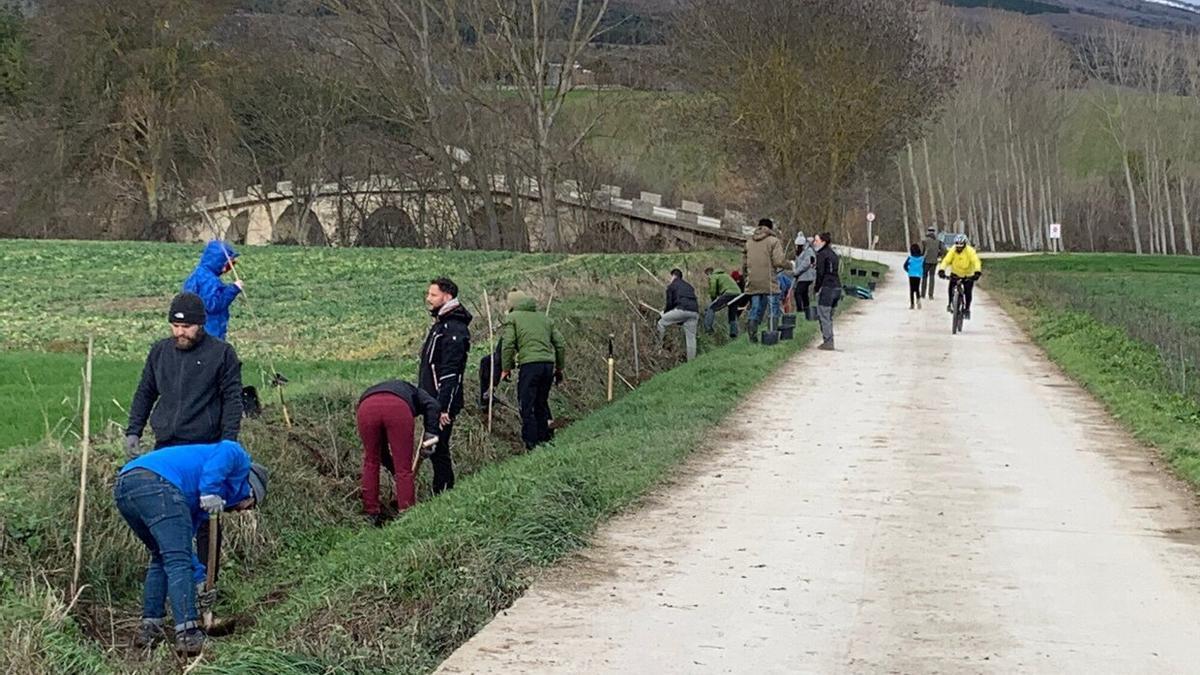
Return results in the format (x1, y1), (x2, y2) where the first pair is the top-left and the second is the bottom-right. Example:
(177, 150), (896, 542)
(115, 440), (267, 655)
(183, 241), (243, 341)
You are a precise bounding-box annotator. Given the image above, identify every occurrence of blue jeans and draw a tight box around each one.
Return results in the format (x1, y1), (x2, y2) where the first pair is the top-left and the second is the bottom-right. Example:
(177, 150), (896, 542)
(748, 294), (781, 325)
(114, 469), (198, 631)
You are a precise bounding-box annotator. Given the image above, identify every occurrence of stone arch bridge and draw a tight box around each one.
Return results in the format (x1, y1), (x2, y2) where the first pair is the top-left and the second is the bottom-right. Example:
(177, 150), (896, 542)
(180, 175), (753, 252)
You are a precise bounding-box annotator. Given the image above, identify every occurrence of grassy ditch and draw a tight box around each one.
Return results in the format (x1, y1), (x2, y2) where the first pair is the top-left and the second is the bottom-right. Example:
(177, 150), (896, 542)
(0, 239), (882, 673)
(988, 254), (1200, 485)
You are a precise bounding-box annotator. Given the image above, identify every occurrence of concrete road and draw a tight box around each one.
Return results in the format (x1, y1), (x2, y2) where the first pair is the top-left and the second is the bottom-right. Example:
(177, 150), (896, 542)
(437, 254), (1200, 674)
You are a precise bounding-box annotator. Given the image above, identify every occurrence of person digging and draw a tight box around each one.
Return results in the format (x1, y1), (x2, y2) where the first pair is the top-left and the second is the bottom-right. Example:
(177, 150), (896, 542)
(115, 440), (267, 655)
(356, 379), (443, 527)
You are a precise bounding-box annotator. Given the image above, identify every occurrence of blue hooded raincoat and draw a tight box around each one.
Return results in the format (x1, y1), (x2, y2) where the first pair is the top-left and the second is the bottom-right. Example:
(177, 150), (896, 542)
(183, 241), (241, 340)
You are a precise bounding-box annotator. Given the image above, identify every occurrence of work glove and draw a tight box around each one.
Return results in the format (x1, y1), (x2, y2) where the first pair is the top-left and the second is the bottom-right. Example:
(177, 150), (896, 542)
(124, 435), (141, 459)
(972, 271), (982, 281)
(366, 513), (385, 528)
(554, 369), (565, 385)
(420, 433), (439, 457)
(937, 270), (947, 280)
(199, 494), (225, 515)
(195, 584), (217, 613)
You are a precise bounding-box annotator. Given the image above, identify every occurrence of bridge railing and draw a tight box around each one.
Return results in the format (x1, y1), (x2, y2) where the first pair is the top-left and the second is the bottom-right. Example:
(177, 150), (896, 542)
(191, 175), (756, 240)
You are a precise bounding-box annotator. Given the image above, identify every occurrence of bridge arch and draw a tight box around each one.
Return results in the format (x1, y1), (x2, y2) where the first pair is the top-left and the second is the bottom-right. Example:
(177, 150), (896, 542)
(467, 204), (527, 251)
(273, 204), (328, 246)
(357, 205), (422, 248)
(225, 211), (250, 245)
(572, 220), (638, 253)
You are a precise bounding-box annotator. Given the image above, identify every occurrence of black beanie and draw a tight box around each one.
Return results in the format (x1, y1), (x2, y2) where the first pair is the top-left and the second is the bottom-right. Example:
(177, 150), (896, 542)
(168, 293), (207, 325)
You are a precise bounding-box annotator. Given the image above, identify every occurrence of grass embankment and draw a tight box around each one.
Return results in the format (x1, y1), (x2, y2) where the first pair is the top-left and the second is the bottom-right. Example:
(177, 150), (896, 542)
(988, 254), (1200, 483)
(2, 239), (881, 673)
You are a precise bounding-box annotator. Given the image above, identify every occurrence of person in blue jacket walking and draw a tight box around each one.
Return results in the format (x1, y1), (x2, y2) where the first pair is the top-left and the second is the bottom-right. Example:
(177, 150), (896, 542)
(115, 440), (267, 654)
(183, 241), (243, 341)
(904, 243), (925, 310)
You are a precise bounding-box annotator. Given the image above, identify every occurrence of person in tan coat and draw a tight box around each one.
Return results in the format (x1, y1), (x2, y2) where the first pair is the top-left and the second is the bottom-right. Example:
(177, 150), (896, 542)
(741, 218), (789, 342)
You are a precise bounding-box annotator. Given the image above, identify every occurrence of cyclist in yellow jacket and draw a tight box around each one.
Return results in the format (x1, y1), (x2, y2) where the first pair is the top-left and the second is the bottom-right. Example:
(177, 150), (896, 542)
(937, 234), (982, 319)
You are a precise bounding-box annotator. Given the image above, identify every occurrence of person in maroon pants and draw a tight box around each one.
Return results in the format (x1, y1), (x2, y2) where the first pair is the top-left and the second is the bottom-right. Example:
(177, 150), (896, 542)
(356, 380), (443, 526)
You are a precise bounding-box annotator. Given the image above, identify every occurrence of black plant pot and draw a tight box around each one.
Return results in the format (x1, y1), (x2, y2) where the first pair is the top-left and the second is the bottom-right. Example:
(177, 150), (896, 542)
(780, 326), (795, 340)
(781, 313), (798, 328)
(761, 330), (780, 345)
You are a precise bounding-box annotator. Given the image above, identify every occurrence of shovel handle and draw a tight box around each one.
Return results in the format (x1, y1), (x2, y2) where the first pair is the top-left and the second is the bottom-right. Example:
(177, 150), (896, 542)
(204, 512), (219, 591)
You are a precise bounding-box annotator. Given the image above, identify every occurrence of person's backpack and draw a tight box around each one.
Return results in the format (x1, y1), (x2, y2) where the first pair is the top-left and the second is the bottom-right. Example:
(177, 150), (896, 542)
(241, 386), (262, 418)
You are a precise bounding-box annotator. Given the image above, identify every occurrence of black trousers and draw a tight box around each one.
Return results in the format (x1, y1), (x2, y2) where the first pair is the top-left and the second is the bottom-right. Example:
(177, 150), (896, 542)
(479, 347), (502, 409)
(951, 277), (976, 311)
(430, 424), (455, 493)
(518, 362), (555, 450)
(794, 281), (812, 312)
(908, 277), (921, 305)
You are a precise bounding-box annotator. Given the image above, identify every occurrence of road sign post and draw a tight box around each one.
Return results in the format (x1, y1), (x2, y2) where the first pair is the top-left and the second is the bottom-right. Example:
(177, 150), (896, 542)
(866, 212), (876, 250)
(1049, 223), (1062, 254)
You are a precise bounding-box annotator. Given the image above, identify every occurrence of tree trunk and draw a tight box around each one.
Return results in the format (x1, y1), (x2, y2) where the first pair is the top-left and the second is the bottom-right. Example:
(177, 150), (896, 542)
(923, 138), (938, 227)
(952, 137), (963, 226)
(1163, 162), (1178, 255)
(1121, 151), (1143, 254)
(897, 156), (912, 248)
(907, 143), (924, 227)
(937, 178), (950, 233)
(1181, 174), (1194, 255)
(537, 163), (561, 252)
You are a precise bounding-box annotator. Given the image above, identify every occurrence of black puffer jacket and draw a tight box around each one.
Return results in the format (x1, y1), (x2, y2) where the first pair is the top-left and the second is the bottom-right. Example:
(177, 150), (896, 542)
(418, 300), (473, 416)
(359, 380), (442, 435)
(814, 245), (841, 291)
(125, 333), (243, 448)
(664, 277), (700, 313)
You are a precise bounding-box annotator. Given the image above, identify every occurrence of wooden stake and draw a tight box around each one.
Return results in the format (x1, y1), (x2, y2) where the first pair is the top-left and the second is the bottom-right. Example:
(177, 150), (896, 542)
(484, 289), (496, 433)
(203, 513), (219, 631)
(636, 261), (667, 287)
(632, 319), (640, 379)
(70, 336), (94, 602)
(638, 301), (665, 317)
(606, 334), (615, 402)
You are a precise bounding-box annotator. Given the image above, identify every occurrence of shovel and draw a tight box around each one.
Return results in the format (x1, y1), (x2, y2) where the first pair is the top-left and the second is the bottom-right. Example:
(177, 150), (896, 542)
(201, 513), (239, 636)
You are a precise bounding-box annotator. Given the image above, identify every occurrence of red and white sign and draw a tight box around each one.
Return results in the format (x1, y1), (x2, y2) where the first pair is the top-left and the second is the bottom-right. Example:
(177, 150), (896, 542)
(866, 212), (876, 223)
(1049, 223), (1062, 240)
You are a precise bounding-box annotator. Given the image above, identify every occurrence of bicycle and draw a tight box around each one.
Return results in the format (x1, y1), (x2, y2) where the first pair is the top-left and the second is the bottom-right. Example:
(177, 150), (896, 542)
(949, 276), (967, 335)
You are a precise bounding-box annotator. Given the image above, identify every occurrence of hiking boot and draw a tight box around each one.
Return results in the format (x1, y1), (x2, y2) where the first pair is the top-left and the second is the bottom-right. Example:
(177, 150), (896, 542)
(174, 628), (206, 656)
(134, 620), (166, 649)
(818, 341), (835, 351)
(965, 309), (972, 321)
(946, 303), (952, 313)
(747, 320), (759, 343)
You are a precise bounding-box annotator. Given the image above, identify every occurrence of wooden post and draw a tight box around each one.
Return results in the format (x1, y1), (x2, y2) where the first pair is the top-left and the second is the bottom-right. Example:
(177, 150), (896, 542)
(631, 320), (640, 379)
(606, 334), (615, 402)
(203, 513), (219, 631)
(70, 336), (94, 602)
(484, 289), (496, 433)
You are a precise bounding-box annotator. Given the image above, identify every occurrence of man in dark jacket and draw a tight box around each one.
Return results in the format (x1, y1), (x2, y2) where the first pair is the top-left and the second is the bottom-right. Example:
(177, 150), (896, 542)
(501, 290), (566, 450)
(356, 380), (442, 525)
(813, 232), (842, 351)
(658, 268), (700, 361)
(125, 293), (243, 453)
(920, 226), (946, 299)
(124, 292), (243, 589)
(418, 277), (472, 494)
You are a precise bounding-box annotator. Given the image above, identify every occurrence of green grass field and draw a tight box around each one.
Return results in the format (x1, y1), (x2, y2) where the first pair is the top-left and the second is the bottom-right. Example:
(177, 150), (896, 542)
(0, 240), (882, 674)
(988, 254), (1200, 485)
(0, 240), (737, 450)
